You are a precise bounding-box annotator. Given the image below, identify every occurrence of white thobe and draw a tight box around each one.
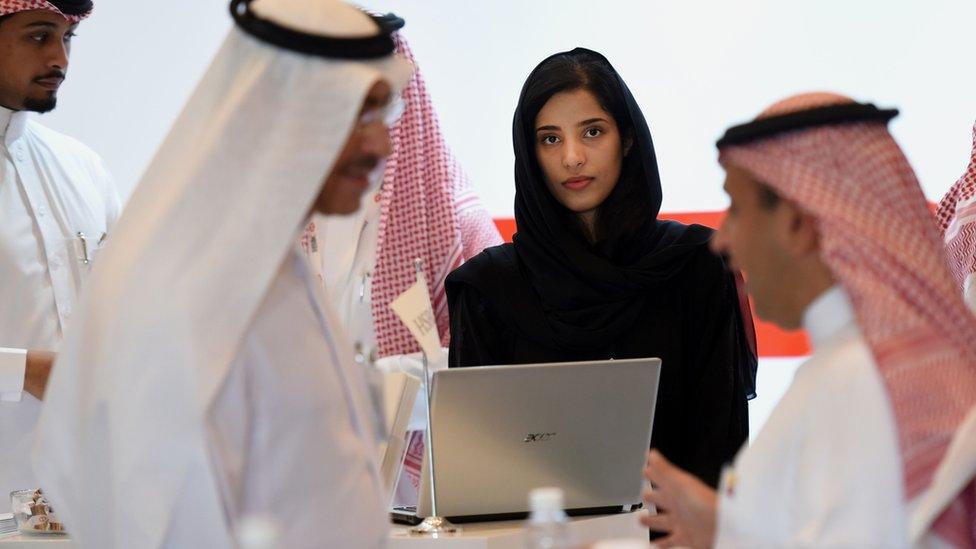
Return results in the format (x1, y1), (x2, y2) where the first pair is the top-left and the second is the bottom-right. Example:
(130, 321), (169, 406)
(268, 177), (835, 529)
(314, 188), (381, 361)
(309, 193), (390, 441)
(0, 106), (120, 493)
(165, 245), (388, 548)
(715, 286), (908, 548)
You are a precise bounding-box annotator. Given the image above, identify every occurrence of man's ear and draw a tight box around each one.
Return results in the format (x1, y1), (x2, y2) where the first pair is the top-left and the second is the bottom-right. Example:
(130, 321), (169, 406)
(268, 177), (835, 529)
(778, 201), (820, 256)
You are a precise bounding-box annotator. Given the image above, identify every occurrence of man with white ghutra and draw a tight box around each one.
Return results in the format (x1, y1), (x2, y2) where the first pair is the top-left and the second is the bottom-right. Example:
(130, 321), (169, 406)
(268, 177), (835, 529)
(33, 0), (413, 547)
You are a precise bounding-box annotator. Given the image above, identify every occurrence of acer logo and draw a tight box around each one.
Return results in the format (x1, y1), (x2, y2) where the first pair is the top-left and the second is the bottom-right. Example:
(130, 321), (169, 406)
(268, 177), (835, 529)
(524, 432), (557, 443)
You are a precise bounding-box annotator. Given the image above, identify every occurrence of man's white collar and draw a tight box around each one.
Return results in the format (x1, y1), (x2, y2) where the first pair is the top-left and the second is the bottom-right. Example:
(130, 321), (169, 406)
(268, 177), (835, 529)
(802, 285), (855, 349)
(0, 105), (29, 147)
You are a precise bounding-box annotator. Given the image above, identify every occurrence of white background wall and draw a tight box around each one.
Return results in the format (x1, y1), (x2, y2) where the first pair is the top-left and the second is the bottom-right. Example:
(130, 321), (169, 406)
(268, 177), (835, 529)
(37, 0), (976, 434)
(43, 0), (976, 215)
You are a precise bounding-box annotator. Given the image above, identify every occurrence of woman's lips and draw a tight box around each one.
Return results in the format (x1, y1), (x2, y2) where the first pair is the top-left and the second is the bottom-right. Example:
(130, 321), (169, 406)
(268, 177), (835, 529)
(562, 176), (593, 190)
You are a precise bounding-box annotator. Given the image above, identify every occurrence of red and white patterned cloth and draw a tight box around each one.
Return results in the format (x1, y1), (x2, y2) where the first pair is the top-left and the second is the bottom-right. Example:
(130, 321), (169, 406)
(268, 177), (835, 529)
(937, 122), (976, 311)
(720, 93), (976, 547)
(368, 35), (501, 357)
(0, 0), (91, 23)
(299, 36), (501, 356)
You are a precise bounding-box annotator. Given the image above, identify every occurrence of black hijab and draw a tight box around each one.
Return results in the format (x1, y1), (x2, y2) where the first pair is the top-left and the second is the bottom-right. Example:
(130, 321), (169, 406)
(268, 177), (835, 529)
(453, 48), (714, 351)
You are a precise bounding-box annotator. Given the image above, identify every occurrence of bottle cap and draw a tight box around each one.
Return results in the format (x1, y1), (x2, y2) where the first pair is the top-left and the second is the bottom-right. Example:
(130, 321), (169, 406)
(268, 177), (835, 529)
(593, 539), (651, 549)
(528, 487), (565, 515)
(237, 515), (279, 549)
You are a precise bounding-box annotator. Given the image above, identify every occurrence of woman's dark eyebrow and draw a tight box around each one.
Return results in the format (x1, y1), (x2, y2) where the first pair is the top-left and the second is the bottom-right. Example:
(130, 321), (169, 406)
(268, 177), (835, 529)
(536, 116), (609, 133)
(577, 117), (608, 127)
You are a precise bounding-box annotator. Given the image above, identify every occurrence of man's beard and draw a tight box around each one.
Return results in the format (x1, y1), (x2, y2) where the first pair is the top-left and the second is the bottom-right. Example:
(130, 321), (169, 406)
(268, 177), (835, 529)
(22, 96), (57, 113)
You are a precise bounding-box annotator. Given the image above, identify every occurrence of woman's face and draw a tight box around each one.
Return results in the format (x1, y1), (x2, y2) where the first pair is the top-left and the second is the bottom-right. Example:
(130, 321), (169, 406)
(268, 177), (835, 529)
(534, 88), (626, 219)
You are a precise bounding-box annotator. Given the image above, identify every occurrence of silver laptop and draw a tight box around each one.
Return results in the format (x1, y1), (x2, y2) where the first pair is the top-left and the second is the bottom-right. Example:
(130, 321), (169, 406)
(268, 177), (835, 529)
(394, 357), (661, 523)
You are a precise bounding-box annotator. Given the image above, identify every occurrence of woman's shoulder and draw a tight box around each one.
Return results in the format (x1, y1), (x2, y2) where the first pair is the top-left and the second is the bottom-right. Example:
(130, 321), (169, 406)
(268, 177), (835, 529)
(657, 221), (733, 283)
(446, 242), (519, 287)
(656, 220), (712, 244)
(445, 244), (523, 335)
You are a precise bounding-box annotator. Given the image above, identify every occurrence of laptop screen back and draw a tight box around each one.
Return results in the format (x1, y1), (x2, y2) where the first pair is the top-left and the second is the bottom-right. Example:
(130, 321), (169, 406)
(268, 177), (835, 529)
(417, 358), (661, 518)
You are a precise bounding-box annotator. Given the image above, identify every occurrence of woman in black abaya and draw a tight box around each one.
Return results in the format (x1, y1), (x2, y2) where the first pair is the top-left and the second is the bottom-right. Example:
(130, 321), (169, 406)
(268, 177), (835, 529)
(445, 48), (757, 488)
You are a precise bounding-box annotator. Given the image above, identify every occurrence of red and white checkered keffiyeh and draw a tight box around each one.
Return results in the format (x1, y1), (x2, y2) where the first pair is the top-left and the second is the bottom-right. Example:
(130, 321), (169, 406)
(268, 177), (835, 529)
(369, 35), (502, 357)
(937, 122), (976, 309)
(720, 93), (976, 547)
(300, 35), (501, 356)
(0, 0), (91, 22)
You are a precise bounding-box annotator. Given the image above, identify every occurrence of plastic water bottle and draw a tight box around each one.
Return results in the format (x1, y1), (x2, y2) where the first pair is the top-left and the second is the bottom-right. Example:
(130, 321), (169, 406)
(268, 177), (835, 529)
(525, 487), (576, 549)
(237, 515), (280, 549)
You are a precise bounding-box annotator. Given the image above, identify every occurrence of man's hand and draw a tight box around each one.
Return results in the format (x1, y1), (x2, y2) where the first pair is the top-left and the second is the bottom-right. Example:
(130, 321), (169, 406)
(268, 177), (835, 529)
(641, 450), (718, 549)
(24, 350), (55, 400)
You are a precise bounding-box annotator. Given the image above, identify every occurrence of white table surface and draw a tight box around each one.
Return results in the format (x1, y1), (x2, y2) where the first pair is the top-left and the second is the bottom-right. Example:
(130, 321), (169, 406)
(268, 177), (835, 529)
(0, 512), (647, 549)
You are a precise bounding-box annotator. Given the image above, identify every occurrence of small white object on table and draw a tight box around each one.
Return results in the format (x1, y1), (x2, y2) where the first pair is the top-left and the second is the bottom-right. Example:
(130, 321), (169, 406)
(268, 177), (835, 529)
(389, 512), (646, 549)
(0, 512), (646, 549)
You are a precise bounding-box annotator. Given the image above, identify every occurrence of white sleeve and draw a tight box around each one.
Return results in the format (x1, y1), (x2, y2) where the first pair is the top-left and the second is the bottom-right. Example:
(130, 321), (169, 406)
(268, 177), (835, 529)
(0, 347), (27, 402)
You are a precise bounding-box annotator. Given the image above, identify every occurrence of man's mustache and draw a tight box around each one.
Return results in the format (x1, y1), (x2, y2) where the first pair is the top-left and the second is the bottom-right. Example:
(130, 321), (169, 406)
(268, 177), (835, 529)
(34, 70), (66, 82)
